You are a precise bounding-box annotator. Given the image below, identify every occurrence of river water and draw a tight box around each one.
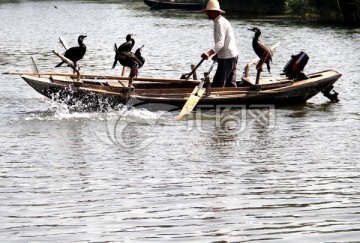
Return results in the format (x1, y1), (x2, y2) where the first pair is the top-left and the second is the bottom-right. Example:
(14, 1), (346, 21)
(1, 0), (360, 242)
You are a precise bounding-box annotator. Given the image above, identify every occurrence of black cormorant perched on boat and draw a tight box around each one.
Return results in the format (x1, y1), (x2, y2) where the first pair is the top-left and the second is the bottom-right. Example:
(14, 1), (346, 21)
(248, 27), (272, 73)
(112, 45), (145, 87)
(112, 34), (135, 69)
(133, 45), (145, 69)
(55, 35), (87, 69)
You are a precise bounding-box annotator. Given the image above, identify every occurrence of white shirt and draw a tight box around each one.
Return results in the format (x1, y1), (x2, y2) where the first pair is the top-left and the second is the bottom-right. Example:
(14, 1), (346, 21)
(212, 15), (239, 59)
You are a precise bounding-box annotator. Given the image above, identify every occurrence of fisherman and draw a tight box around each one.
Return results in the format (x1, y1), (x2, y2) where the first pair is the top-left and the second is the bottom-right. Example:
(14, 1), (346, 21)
(201, 0), (239, 87)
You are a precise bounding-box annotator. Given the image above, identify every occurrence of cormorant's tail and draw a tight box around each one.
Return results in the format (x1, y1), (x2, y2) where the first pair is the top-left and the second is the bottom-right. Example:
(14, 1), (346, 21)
(266, 62), (271, 73)
(55, 61), (64, 67)
(112, 59), (117, 69)
(112, 43), (119, 69)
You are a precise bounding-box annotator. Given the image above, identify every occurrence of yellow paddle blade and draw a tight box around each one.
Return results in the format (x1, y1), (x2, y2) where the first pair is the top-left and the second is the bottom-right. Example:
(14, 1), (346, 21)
(175, 87), (205, 120)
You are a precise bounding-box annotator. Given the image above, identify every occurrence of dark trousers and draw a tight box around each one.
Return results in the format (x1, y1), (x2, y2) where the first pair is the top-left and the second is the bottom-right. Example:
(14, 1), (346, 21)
(212, 56), (238, 87)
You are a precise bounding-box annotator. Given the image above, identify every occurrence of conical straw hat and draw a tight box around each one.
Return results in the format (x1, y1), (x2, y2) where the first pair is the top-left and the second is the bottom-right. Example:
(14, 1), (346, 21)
(202, 0), (225, 14)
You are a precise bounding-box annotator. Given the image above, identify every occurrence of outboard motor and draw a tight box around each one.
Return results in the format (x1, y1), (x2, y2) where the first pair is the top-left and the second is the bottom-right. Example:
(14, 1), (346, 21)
(282, 51), (309, 81)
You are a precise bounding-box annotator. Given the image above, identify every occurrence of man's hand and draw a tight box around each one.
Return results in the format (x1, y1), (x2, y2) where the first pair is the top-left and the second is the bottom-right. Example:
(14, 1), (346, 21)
(201, 49), (215, 60)
(201, 52), (210, 60)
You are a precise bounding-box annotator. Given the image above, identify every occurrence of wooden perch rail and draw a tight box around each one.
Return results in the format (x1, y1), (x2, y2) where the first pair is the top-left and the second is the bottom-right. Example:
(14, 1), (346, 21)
(2, 71), (202, 84)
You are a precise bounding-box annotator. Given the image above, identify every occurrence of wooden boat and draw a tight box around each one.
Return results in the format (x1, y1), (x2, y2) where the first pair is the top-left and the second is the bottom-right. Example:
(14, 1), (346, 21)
(11, 67), (341, 111)
(144, 0), (204, 10)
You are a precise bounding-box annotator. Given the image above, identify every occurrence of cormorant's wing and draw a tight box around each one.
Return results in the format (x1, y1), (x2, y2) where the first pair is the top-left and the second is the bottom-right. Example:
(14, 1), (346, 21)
(64, 46), (78, 58)
(258, 40), (270, 52)
(118, 41), (133, 52)
(258, 40), (274, 63)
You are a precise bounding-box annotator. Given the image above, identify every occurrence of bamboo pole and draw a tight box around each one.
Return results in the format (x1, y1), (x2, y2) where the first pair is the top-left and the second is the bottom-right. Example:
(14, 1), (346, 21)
(52, 50), (75, 70)
(121, 66), (126, 76)
(2, 71), (201, 84)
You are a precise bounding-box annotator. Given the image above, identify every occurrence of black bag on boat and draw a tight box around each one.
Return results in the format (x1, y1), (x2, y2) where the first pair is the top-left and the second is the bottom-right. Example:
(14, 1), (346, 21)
(282, 51), (309, 80)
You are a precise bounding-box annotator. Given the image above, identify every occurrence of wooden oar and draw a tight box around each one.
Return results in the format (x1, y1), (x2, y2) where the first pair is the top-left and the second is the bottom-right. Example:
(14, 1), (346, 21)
(175, 60), (217, 120)
(180, 58), (205, 80)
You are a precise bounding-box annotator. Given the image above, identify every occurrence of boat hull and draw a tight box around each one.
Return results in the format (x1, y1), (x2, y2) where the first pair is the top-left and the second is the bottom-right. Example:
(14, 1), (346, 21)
(19, 69), (341, 110)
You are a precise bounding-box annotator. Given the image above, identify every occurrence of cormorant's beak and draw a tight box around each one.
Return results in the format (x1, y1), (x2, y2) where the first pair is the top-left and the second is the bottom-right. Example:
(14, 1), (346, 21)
(140, 45), (144, 50)
(247, 28), (255, 32)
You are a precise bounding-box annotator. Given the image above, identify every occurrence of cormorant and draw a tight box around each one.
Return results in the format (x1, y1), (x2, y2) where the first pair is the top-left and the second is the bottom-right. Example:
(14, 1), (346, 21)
(112, 34), (135, 69)
(133, 45), (145, 69)
(112, 45), (145, 87)
(55, 35), (87, 69)
(248, 27), (272, 73)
